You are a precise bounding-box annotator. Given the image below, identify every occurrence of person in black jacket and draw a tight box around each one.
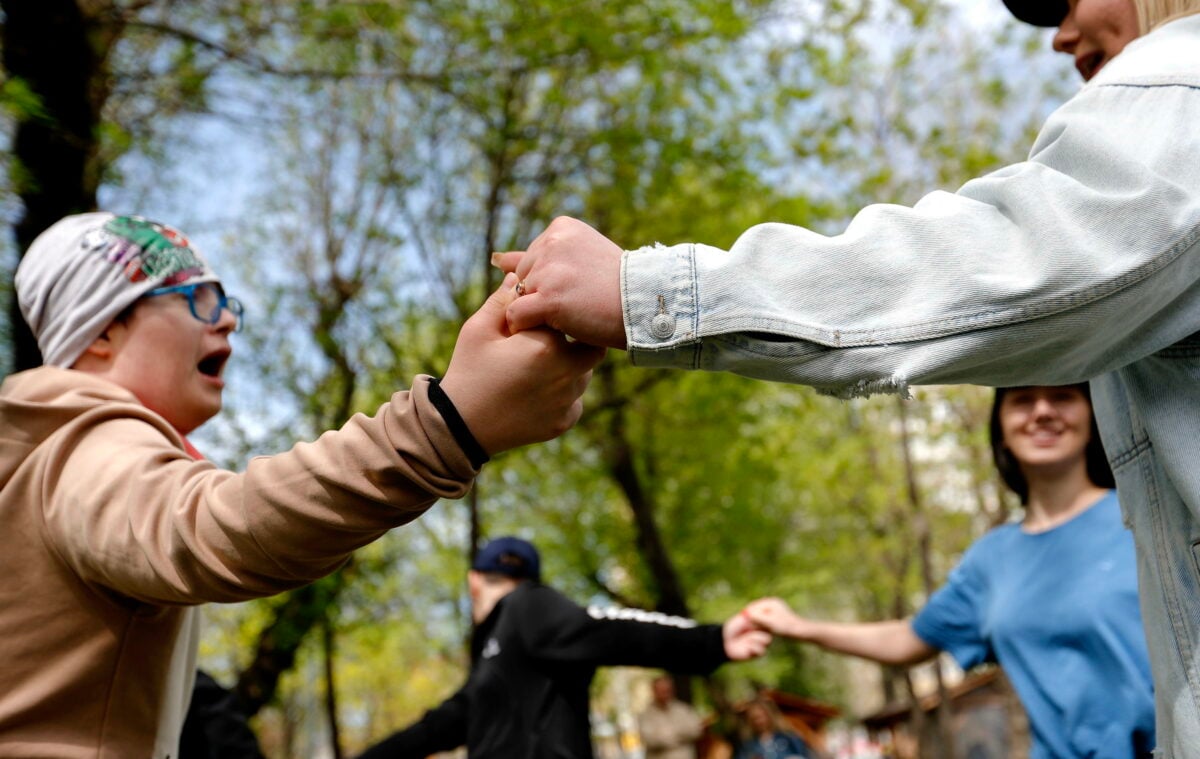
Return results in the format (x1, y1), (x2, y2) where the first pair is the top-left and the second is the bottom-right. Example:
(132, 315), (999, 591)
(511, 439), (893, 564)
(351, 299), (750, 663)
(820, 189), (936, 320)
(179, 671), (266, 759)
(357, 536), (771, 759)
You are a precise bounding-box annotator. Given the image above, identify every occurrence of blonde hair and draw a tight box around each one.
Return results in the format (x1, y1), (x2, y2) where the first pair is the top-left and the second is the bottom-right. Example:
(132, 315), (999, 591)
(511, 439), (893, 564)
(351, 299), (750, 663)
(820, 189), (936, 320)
(1134, 0), (1200, 33)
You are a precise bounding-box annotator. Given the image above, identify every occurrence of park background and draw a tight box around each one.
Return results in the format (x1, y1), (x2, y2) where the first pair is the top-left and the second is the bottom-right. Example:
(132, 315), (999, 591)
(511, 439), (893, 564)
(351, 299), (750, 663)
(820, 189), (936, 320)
(0, 1), (1078, 756)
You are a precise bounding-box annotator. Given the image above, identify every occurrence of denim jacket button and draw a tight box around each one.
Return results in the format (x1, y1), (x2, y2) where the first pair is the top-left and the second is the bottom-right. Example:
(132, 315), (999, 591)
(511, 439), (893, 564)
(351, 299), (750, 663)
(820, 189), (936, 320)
(650, 313), (676, 340)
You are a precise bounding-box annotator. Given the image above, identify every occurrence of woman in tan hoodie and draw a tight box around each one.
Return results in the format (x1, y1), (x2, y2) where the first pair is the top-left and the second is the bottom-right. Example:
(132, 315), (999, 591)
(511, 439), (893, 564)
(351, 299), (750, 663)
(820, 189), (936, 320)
(0, 212), (605, 758)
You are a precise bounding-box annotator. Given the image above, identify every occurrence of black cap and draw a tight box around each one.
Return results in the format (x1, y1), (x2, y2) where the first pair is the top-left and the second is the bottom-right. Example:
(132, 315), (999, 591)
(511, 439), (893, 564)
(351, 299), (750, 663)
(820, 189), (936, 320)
(1002, 0), (1068, 27)
(471, 536), (541, 582)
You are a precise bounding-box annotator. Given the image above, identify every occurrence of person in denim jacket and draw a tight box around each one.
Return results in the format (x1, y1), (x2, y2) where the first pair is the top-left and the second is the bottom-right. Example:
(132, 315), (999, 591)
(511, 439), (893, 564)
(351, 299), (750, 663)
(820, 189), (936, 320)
(496, 1), (1200, 754)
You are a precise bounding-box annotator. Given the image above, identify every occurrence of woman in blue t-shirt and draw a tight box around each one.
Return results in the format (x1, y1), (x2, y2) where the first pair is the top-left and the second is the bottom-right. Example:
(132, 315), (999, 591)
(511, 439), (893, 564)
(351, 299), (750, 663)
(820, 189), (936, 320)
(745, 384), (1154, 759)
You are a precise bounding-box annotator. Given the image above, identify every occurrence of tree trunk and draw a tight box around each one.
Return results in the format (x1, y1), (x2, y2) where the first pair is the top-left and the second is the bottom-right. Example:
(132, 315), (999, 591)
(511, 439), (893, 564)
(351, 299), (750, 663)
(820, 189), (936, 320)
(1, 0), (115, 371)
(903, 670), (930, 759)
(595, 364), (693, 701)
(468, 486), (482, 565)
(597, 367), (689, 620)
(235, 572), (347, 716)
(322, 615), (344, 759)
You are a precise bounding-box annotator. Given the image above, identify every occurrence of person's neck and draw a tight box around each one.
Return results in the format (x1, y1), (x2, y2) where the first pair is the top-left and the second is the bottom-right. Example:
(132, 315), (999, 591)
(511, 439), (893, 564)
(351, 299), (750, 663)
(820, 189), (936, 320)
(472, 583), (518, 624)
(1023, 465), (1106, 533)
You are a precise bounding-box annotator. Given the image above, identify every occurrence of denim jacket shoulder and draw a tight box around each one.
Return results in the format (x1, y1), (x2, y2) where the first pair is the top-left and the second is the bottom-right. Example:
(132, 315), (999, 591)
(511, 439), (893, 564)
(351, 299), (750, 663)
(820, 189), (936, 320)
(622, 16), (1200, 399)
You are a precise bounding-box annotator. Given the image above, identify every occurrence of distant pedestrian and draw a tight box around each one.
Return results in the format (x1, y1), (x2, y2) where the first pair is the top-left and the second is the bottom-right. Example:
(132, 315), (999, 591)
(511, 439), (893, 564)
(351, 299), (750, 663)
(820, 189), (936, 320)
(639, 674), (704, 759)
(734, 699), (814, 759)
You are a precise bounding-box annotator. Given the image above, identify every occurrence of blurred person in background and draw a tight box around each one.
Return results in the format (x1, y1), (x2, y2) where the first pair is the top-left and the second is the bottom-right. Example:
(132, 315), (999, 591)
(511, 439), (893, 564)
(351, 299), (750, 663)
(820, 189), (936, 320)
(357, 536), (770, 759)
(639, 674), (704, 759)
(734, 699), (815, 759)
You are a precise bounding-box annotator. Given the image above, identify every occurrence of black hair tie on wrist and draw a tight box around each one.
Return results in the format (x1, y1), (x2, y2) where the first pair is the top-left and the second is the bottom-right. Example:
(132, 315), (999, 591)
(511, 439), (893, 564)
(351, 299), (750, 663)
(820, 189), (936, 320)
(427, 377), (490, 469)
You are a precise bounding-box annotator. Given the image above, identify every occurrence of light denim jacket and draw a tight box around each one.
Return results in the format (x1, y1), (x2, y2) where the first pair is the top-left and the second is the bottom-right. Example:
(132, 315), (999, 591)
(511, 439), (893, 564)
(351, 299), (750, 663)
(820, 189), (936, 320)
(622, 16), (1200, 758)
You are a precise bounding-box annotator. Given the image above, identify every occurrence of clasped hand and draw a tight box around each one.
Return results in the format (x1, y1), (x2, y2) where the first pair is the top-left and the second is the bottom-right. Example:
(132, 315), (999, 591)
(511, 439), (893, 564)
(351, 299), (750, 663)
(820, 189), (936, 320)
(492, 216), (628, 350)
(441, 272), (606, 456)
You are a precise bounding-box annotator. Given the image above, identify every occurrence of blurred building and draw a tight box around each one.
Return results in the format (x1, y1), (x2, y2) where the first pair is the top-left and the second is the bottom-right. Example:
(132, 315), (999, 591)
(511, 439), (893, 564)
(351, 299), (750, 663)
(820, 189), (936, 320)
(859, 668), (1029, 759)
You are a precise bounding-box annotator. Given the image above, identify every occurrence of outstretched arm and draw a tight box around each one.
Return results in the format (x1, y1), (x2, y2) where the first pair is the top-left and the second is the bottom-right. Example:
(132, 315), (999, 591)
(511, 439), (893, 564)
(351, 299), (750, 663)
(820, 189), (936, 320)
(497, 81), (1200, 396)
(744, 598), (937, 667)
(517, 587), (769, 675)
(44, 274), (606, 606)
(355, 689), (468, 759)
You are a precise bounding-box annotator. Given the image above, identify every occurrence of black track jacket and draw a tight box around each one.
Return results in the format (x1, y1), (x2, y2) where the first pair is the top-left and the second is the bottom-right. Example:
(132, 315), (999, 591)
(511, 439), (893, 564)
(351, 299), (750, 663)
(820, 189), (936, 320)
(357, 582), (729, 759)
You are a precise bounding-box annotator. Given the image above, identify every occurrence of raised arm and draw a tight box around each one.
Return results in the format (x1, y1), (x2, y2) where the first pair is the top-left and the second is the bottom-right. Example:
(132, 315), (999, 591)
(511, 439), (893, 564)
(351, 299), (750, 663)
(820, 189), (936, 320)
(39, 275), (606, 605)
(744, 598), (937, 667)
(496, 73), (1200, 395)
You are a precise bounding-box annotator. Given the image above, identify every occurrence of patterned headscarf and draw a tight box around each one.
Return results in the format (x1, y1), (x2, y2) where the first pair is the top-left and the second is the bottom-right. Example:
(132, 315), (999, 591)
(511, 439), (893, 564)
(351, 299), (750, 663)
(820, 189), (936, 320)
(15, 212), (219, 367)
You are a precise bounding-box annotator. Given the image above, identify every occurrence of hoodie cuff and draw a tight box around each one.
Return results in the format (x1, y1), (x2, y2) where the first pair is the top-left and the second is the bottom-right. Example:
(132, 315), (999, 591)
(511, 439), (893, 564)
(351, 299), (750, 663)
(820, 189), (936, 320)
(427, 377), (490, 470)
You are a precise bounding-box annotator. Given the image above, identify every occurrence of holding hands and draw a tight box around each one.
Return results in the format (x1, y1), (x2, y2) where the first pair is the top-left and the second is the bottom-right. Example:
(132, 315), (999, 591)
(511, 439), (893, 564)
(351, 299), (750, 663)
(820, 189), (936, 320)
(723, 609), (774, 661)
(492, 217), (628, 350)
(741, 597), (936, 665)
(441, 273), (607, 455)
(742, 598), (811, 640)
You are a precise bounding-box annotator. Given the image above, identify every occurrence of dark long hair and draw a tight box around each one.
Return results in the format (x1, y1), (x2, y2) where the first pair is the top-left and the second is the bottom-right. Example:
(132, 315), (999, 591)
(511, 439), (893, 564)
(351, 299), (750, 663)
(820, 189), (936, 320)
(989, 384), (1115, 504)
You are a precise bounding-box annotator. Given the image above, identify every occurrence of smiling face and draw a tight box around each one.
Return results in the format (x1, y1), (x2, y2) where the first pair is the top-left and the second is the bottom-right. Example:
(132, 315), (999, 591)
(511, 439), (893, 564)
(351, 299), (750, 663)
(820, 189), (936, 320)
(1053, 0), (1140, 80)
(998, 386), (1093, 476)
(94, 289), (236, 434)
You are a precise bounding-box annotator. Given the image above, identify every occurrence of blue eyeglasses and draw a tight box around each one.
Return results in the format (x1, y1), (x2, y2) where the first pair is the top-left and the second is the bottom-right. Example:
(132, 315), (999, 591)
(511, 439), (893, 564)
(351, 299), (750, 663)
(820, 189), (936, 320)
(144, 282), (244, 332)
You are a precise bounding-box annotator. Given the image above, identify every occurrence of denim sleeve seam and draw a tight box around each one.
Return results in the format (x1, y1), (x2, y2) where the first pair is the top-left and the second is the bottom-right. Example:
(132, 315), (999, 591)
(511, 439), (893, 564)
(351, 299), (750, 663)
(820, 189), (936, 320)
(1108, 435), (1153, 470)
(688, 243), (701, 369)
(1097, 80), (1200, 92)
(694, 221), (1200, 351)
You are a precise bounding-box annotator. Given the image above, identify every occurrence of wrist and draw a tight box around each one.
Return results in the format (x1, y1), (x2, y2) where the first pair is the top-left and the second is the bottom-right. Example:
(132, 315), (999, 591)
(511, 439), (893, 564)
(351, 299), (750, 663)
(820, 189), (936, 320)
(782, 615), (812, 641)
(427, 377), (490, 469)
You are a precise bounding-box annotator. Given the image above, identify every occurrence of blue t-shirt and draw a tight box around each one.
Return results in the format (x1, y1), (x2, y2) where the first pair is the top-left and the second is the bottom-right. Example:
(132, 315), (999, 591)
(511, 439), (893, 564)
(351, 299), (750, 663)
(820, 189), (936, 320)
(911, 492), (1154, 759)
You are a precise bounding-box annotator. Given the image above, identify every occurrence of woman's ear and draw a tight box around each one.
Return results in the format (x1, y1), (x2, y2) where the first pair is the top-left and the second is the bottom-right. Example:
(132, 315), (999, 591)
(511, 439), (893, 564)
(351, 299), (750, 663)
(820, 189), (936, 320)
(71, 321), (125, 369)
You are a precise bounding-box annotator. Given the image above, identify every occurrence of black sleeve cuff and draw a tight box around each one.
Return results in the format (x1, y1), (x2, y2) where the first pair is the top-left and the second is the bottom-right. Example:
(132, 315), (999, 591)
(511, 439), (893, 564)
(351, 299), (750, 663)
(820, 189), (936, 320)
(428, 377), (490, 470)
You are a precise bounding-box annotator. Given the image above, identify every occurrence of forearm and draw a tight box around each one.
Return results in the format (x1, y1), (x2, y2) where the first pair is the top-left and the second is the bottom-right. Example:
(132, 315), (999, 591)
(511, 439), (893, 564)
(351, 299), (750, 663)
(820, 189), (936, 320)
(50, 377), (477, 604)
(526, 593), (727, 674)
(788, 618), (937, 666)
(355, 721), (453, 759)
(623, 86), (1200, 396)
(625, 235), (1200, 398)
(603, 620), (728, 673)
(356, 691), (468, 759)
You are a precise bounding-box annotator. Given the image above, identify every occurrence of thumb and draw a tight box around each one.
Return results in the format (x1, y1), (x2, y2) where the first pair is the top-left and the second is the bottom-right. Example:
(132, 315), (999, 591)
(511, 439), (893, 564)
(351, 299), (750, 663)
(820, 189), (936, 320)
(474, 273), (519, 331)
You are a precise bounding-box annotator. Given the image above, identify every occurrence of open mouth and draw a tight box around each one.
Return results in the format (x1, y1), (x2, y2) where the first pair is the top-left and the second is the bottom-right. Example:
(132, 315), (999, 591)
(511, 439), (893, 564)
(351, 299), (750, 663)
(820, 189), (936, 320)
(198, 350), (230, 379)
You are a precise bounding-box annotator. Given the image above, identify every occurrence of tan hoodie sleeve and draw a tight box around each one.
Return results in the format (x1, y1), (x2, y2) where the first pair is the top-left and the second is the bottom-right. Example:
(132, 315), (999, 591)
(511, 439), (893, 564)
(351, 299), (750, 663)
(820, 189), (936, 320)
(39, 375), (476, 604)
